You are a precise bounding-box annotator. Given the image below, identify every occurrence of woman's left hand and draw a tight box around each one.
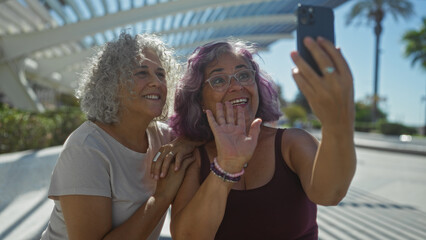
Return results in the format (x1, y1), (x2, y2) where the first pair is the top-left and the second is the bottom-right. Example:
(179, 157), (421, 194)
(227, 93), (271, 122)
(206, 102), (262, 173)
(150, 137), (199, 180)
(291, 37), (355, 130)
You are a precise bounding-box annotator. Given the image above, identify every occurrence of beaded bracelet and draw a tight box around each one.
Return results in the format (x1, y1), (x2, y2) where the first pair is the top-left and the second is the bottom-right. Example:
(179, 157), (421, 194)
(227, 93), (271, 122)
(210, 165), (241, 182)
(209, 158), (245, 183)
(213, 158), (245, 177)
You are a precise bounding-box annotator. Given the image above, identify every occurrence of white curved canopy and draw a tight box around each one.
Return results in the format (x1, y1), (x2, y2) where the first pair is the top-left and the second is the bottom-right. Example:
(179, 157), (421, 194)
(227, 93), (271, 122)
(0, 0), (347, 111)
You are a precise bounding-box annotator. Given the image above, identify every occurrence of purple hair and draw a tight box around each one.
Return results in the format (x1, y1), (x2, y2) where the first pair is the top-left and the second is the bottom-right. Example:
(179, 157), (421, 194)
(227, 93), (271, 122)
(169, 39), (281, 141)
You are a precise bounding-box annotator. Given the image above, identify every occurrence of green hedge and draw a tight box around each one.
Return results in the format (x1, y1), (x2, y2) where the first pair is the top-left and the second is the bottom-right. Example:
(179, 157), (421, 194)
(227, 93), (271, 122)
(0, 104), (85, 154)
(355, 121), (377, 132)
(378, 122), (417, 136)
(310, 120), (418, 136)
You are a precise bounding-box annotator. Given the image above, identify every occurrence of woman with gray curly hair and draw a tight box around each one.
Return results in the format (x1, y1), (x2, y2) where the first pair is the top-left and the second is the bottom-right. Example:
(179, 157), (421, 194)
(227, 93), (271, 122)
(41, 33), (194, 240)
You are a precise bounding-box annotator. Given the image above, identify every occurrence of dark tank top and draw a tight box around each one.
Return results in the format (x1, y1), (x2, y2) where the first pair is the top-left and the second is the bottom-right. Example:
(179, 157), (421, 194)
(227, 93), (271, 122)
(199, 128), (318, 240)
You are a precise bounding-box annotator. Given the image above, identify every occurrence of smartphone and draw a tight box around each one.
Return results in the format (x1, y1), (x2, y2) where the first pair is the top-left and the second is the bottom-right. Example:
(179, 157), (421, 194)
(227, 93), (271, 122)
(297, 4), (335, 76)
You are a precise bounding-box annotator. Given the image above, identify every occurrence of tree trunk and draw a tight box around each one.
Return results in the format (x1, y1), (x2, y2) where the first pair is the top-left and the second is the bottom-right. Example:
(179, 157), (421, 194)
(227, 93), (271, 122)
(372, 9), (384, 124)
(424, 82), (426, 135)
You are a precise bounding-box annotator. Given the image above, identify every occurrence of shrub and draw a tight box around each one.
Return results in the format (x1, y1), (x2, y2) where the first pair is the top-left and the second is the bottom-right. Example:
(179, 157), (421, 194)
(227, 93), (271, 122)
(0, 104), (85, 153)
(355, 121), (376, 132)
(378, 121), (417, 136)
(282, 104), (307, 126)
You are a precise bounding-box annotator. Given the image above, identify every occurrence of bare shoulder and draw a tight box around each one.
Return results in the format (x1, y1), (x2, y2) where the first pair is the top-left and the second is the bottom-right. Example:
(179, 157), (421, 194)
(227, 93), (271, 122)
(282, 128), (319, 146)
(258, 125), (278, 140)
(281, 128), (319, 172)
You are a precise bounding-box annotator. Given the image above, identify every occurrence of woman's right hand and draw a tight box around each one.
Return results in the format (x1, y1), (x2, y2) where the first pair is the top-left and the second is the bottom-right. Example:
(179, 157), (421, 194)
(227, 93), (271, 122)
(205, 102), (262, 173)
(150, 137), (199, 180)
(291, 37), (355, 131)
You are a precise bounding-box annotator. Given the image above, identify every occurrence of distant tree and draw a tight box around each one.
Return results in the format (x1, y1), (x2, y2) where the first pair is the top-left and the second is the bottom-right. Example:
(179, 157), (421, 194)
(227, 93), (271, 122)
(355, 100), (387, 132)
(402, 17), (426, 68)
(355, 100), (386, 122)
(293, 91), (311, 114)
(282, 104), (307, 126)
(275, 84), (287, 109)
(56, 93), (80, 107)
(346, 0), (413, 123)
(402, 17), (426, 134)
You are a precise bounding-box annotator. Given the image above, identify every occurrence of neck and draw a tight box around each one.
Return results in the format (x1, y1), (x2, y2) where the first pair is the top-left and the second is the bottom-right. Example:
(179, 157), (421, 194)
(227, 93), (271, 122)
(95, 114), (153, 153)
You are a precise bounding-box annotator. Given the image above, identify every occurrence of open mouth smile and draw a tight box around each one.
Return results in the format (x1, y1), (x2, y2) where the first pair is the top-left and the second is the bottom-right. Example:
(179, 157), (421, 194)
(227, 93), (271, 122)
(230, 98), (248, 106)
(143, 94), (161, 100)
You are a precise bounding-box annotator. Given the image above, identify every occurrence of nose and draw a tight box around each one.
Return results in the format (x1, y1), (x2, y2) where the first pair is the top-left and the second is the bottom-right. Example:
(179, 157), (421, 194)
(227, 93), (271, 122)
(228, 76), (243, 91)
(148, 74), (164, 87)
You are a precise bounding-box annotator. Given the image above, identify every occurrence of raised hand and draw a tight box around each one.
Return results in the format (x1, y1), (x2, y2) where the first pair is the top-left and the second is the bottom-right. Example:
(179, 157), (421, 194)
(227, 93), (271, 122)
(205, 101), (262, 173)
(291, 37), (355, 130)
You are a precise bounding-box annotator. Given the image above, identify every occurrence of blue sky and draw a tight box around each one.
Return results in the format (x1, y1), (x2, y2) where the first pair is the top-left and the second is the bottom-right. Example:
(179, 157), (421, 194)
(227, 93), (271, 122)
(258, 0), (426, 127)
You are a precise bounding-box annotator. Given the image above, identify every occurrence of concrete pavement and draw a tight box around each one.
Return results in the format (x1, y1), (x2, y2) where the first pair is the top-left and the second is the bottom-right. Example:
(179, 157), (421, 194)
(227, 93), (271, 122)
(0, 132), (425, 239)
(309, 130), (426, 156)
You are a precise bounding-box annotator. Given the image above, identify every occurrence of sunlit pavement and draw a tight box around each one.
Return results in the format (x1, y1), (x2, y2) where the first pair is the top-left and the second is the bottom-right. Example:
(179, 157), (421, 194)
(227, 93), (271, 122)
(1, 132), (425, 239)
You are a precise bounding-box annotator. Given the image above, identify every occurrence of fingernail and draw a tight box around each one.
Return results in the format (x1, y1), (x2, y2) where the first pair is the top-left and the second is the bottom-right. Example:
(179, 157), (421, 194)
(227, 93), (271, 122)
(155, 175), (159, 180)
(175, 166), (179, 171)
(292, 68), (300, 74)
(151, 173), (154, 179)
(304, 37), (313, 46)
(160, 172), (165, 178)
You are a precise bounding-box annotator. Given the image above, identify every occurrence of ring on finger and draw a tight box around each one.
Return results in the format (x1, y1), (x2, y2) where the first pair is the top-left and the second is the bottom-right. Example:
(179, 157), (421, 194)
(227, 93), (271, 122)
(324, 66), (335, 74)
(152, 152), (161, 162)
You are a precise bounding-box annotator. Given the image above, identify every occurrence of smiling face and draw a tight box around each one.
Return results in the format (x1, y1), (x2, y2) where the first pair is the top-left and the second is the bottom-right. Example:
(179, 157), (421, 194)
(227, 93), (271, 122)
(119, 49), (167, 122)
(201, 52), (259, 126)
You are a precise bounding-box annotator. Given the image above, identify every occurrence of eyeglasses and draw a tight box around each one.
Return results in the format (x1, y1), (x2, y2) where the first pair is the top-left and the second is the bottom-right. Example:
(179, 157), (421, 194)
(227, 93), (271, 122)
(204, 69), (256, 92)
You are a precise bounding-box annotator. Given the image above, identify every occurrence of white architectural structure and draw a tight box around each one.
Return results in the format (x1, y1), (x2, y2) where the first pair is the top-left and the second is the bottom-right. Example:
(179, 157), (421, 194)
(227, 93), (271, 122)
(0, 0), (347, 111)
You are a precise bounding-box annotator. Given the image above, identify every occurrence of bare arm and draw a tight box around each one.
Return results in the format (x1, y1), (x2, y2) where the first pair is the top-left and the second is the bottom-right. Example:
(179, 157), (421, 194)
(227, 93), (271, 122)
(61, 161), (192, 240)
(171, 154), (233, 240)
(289, 37), (356, 206)
(60, 194), (169, 240)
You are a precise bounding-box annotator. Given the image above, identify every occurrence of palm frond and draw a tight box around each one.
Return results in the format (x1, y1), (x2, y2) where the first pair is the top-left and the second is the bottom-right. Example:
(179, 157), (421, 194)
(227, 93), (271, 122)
(346, 1), (376, 26)
(402, 17), (426, 69)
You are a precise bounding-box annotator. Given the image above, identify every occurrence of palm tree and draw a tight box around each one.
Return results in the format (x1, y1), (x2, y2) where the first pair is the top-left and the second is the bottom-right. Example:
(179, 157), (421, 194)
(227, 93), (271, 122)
(402, 17), (426, 134)
(346, 0), (413, 123)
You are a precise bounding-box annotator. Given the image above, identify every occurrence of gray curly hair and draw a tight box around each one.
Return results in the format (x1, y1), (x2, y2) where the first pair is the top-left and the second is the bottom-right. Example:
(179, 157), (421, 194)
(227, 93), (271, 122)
(76, 32), (180, 124)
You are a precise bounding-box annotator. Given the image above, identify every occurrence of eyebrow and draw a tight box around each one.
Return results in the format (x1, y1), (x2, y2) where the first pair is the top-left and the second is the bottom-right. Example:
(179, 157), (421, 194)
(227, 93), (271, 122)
(208, 64), (248, 76)
(138, 65), (165, 72)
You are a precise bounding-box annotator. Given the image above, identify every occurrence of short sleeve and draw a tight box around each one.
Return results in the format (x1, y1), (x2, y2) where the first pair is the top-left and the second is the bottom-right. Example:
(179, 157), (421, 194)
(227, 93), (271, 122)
(48, 144), (112, 199)
(155, 121), (173, 143)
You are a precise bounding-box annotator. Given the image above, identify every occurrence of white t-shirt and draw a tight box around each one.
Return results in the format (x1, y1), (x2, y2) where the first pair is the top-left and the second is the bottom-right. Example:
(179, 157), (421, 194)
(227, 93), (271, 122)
(41, 120), (171, 240)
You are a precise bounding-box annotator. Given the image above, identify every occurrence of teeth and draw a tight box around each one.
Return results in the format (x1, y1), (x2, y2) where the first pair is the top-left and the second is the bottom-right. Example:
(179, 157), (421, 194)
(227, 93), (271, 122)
(230, 98), (248, 105)
(144, 94), (160, 100)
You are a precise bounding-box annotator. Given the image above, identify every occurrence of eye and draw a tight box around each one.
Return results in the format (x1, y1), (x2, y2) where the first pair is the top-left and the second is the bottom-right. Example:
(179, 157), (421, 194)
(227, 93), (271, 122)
(156, 72), (166, 81)
(210, 76), (227, 86)
(134, 71), (148, 78)
(237, 71), (251, 81)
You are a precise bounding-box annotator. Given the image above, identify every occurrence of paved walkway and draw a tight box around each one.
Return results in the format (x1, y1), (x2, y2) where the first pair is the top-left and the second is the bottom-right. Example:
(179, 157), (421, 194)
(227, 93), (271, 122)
(318, 187), (426, 239)
(1, 132), (425, 239)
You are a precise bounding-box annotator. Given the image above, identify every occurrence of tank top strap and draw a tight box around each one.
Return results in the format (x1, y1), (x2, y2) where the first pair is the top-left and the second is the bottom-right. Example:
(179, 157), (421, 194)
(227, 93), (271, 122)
(274, 128), (290, 171)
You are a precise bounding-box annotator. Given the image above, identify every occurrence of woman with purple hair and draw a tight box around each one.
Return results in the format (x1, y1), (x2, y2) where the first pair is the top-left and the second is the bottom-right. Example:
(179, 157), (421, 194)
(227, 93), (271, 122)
(169, 37), (356, 239)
